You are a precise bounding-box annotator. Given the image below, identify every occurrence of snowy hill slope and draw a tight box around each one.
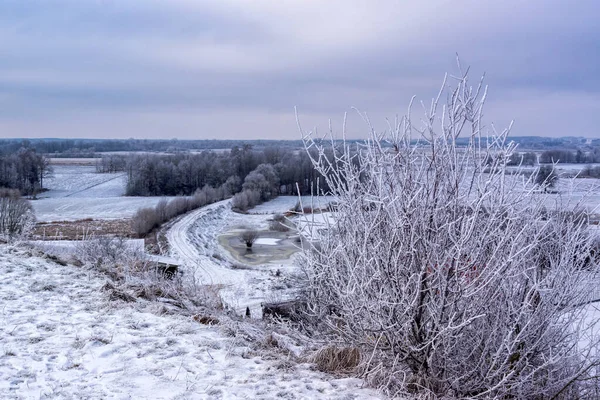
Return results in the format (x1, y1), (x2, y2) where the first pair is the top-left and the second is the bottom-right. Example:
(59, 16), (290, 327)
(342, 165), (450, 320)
(0, 245), (383, 399)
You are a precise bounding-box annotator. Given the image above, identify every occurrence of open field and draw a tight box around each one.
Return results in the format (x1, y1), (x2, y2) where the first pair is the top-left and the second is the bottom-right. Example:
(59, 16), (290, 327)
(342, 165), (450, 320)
(33, 165), (178, 222)
(41, 165), (126, 198)
(32, 197), (177, 223)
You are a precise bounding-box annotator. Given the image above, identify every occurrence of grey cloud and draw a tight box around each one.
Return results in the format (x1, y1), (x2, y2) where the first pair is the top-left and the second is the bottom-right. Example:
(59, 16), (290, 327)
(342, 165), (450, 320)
(0, 0), (598, 138)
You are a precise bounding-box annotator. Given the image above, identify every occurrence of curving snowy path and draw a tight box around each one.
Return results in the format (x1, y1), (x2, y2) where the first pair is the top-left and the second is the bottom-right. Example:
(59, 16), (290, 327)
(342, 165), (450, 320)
(166, 199), (300, 316)
(166, 200), (262, 314)
(166, 200), (241, 285)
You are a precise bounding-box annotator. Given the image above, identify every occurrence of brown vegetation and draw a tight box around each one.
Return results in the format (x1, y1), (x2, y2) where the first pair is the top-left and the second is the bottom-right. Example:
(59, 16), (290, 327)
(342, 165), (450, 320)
(32, 218), (134, 240)
(311, 346), (360, 372)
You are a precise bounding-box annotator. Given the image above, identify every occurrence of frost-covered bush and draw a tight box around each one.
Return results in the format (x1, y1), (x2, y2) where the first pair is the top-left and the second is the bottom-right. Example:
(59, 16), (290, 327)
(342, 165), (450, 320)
(299, 67), (600, 398)
(0, 188), (35, 240)
(76, 236), (221, 311)
(269, 213), (290, 232)
(76, 236), (141, 270)
(231, 189), (261, 212)
(131, 207), (160, 238)
(536, 164), (559, 189)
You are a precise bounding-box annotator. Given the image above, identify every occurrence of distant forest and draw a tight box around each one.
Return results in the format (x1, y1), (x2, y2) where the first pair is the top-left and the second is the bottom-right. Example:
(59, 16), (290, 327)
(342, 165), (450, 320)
(1, 137), (600, 201)
(539, 148), (600, 164)
(0, 136), (598, 157)
(0, 138), (308, 156)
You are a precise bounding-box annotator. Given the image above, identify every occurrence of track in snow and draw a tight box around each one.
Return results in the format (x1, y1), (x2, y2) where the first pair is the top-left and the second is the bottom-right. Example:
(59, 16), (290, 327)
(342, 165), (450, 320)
(167, 200), (241, 286)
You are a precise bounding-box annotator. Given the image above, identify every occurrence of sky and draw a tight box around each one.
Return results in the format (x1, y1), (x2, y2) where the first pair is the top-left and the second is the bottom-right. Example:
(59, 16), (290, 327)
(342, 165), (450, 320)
(0, 0), (598, 140)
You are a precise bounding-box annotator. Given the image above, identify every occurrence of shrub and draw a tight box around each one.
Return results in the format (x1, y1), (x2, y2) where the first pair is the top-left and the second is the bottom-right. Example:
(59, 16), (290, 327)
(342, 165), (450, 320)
(0, 188), (35, 239)
(131, 182), (232, 237)
(536, 165), (559, 189)
(131, 207), (159, 238)
(269, 213), (289, 232)
(311, 346), (360, 372)
(298, 67), (600, 398)
(231, 191), (249, 211)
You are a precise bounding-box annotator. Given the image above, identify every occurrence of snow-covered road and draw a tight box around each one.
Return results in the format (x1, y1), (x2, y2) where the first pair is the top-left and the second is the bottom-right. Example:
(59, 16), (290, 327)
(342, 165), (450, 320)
(166, 200), (273, 315)
(166, 200), (231, 284)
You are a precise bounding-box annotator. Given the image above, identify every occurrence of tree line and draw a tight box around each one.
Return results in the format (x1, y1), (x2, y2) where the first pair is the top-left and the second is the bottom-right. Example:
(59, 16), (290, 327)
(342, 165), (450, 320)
(131, 184), (231, 237)
(110, 145), (333, 198)
(506, 151), (537, 166)
(0, 138), (307, 156)
(540, 148), (600, 164)
(127, 144), (342, 234)
(0, 148), (52, 196)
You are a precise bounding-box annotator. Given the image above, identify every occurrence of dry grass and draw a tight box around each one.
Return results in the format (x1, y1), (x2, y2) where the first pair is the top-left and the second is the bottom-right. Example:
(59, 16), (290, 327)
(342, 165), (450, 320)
(311, 346), (361, 372)
(193, 315), (220, 325)
(33, 218), (134, 240)
(230, 262), (252, 270)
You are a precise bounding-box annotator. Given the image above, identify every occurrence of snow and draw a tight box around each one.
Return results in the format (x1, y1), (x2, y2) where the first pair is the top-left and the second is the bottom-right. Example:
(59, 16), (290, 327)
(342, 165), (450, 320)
(254, 238), (280, 246)
(32, 165), (179, 222)
(147, 255), (182, 266)
(295, 212), (337, 241)
(32, 196), (179, 222)
(42, 165), (127, 198)
(554, 163), (600, 172)
(0, 244), (383, 399)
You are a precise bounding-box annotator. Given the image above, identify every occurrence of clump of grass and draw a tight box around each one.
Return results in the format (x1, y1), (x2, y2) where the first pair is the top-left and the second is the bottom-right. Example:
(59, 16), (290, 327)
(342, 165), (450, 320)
(311, 346), (360, 372)
(230, 262), (252, 270)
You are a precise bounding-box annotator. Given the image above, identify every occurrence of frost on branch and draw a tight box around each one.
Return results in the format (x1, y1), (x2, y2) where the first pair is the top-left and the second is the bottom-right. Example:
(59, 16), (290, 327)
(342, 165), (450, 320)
(297, 66), (600, 398)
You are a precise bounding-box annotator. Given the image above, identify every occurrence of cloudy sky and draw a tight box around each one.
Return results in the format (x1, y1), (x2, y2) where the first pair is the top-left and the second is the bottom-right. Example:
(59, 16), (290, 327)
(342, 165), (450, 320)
(0, 0), (598, 140)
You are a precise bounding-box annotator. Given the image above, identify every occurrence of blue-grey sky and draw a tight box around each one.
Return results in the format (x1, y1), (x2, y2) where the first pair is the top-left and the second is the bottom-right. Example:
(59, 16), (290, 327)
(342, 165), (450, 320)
(0, 0), (598, 139)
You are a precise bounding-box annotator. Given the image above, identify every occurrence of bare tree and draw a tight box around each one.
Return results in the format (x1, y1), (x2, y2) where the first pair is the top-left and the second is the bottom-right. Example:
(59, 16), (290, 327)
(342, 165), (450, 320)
(298, 64), (600, 398)
(239, 229), (259, 249)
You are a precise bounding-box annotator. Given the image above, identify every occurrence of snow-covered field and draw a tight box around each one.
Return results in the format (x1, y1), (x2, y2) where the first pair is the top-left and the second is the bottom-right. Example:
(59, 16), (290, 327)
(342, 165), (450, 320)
(549, 178), (600, 211)
(506, 163), (600, 174)
(32, 197), (178, 222)
(42, 165), (126, 198)
(0, 244), (383, 399)
(33, 165), (178, 222)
